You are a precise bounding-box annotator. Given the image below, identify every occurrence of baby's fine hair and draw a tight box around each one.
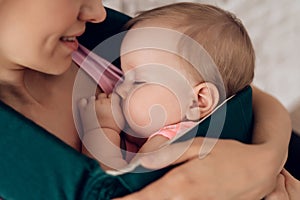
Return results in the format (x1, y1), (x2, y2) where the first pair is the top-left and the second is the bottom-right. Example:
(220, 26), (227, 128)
(125, 2), (255, 98)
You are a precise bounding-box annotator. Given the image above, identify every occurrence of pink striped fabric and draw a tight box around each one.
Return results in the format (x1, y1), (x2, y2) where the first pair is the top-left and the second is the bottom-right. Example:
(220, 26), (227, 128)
(72, 44), (123, 94)
(149, 121), (196, 140)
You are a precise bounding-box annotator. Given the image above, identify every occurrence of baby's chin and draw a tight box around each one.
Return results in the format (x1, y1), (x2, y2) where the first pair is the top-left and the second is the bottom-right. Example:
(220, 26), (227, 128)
(125, 119), (165, 139)
(123, 106), (169, 137)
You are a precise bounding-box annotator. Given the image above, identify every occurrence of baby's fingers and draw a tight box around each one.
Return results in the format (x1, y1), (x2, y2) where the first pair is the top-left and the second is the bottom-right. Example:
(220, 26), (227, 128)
(78, 96), (96, 110)
(78, 98), (88, 108)
(97, 93), (108, 99)
(77, 96), (100, 133)
(96, 93), (112, 105)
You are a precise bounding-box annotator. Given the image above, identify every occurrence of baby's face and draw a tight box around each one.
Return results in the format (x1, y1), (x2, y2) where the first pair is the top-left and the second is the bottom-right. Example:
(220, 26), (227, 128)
(114, 49), (195, 138)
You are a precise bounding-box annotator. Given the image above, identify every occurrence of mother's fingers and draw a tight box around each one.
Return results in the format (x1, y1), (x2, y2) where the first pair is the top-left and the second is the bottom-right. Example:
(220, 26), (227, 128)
(281, 169), (300, 200)
(282, 168), (299, 185)
(265, 174), (289, 200)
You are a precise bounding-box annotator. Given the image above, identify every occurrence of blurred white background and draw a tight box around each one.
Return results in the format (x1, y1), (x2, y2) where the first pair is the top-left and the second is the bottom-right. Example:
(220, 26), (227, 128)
(104, 0), (300, 131)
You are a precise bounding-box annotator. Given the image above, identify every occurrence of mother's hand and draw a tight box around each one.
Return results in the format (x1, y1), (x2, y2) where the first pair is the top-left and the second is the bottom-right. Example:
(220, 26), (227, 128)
(115, 137), (277, 200)
(265, 169), (300, 200)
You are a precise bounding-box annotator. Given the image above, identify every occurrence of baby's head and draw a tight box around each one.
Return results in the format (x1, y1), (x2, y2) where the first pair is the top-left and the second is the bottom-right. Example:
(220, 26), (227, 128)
(114, 3), (255, 138)
(125, 2), (255, 97)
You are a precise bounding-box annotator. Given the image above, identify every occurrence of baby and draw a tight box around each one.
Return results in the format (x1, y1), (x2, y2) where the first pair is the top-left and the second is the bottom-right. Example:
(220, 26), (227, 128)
(79, 2), (255, 171)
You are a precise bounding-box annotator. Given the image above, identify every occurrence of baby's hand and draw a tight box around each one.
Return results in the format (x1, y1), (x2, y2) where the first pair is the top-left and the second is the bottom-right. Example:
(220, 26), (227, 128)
(78, 96), (100, 133)
(95, 93), (125, 132)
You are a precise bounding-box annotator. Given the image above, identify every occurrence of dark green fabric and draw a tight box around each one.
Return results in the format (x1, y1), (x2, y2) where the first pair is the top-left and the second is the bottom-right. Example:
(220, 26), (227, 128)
(0, 87), (252, 200)
(0, 8), (253, 200)
(117, 86), (253, 193)
(0, 102), (130, 200)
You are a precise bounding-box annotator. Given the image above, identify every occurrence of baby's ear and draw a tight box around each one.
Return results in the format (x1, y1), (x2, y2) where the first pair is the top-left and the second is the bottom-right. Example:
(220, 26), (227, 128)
(186, 82), (219, 120)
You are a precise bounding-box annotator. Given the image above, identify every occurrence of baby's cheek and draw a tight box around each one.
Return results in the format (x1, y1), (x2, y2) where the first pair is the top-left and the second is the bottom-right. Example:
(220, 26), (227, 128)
(124, 84), (182, 137)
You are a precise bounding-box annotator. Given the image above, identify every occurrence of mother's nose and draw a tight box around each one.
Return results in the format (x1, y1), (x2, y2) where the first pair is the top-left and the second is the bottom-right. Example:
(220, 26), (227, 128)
(79, 0), (107, 23)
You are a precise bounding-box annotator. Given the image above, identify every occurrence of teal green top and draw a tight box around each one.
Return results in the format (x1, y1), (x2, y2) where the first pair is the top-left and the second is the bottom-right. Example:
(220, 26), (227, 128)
(0, 8), (253, 200)
(0, 85), (252, 200)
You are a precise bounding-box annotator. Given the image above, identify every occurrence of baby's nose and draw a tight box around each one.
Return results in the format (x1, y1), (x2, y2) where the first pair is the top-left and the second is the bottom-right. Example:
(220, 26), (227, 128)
(115, 83), (128, 99)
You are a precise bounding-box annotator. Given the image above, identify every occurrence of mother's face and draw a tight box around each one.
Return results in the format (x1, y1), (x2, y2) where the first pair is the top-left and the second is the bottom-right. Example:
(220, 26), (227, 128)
(0, 0), (106, 75)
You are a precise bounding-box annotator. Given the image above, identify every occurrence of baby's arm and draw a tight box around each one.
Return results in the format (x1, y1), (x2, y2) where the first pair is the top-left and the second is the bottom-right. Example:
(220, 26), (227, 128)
(78, 94), (127, 171)
(128, 135), (169, 164)
(138, 135), (170, 153)
(134, 122), (195, 161)
(137, 122), (195, 154)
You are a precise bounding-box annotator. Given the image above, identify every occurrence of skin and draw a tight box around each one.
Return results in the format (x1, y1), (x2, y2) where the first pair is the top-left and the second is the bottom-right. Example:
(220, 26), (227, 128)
(265, 169), (300, 200)
(115, 86), (292, 200)
(0, 0), (292, 199)
(0, 0), (106, 149)
(79, 48), (219, 170)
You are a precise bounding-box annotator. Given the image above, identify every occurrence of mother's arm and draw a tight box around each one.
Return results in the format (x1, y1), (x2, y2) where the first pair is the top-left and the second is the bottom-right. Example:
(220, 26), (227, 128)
(251, 85), (291, 175)
(115, 85), (292, 200)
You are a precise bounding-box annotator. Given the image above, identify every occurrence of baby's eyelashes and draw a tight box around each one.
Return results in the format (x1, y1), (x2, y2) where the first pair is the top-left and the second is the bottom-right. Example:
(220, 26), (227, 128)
(133, 80), (146, 85)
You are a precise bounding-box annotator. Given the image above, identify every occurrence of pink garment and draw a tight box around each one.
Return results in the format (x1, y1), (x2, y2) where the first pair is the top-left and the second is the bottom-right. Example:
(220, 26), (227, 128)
(72, 45), (196, 141)
(72, 44), (123, 94)
(149, 121), (196, 140)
